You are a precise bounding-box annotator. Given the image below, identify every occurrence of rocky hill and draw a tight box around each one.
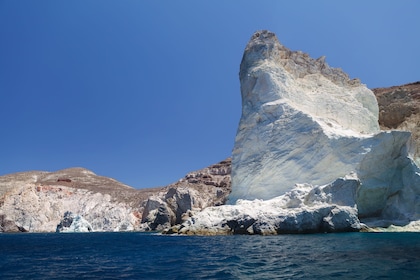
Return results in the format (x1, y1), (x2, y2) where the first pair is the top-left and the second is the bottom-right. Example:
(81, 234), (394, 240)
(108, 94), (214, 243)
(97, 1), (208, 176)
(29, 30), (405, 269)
(0, 159), (231, 232)
(0, 167), (157, 232)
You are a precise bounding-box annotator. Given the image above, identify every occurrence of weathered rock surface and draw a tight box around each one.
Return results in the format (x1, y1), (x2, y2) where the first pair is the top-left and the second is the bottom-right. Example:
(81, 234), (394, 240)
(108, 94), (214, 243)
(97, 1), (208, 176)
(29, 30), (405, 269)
(0, 168), (154, 232)
(373, 81), (420, 165)
(168, 175), (362, 235)
(141, 158), (231, 231)
(231, 31), (419, 217)
(0, 160), (231, 233)
(171, 30), (419, 235)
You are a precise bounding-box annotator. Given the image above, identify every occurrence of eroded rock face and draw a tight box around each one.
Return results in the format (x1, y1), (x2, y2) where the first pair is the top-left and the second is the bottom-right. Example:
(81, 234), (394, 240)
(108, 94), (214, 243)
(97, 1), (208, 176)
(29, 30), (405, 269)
(168, 175), (361, 235)
(140, 159), (232, 231)
(229, 31), (419, 222)
(0, 169), (147, 232)
(171, 30), (419, 235)
(231, 30), (383, 201)
(373, 82), (420, 165)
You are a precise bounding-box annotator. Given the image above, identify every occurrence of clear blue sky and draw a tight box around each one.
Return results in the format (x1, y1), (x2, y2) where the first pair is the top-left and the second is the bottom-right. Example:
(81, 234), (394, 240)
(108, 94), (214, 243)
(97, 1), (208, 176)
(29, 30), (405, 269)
(1, 1), (419, 188)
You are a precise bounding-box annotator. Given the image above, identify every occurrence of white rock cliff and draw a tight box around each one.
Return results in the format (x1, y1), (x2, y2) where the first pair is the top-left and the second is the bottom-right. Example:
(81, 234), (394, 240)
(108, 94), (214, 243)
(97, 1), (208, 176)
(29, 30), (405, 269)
(231, 30), (419, 220)
(171, 30), (420, 234)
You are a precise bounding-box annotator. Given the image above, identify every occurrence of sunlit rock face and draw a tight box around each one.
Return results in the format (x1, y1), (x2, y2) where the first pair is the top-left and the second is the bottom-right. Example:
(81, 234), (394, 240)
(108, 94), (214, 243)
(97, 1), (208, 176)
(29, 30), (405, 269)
(229, 30), (419, 224)
(231, 30), (378, 201)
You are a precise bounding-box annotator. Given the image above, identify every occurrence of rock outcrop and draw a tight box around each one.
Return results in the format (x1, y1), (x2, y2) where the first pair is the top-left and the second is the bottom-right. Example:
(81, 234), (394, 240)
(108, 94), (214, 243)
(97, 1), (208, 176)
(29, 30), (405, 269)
(168, 173), (362, 235)
(373, 82), (420, 166)
(171, 30), (420, 235)
(140, 158), (231, 231)
(231, 30), (380, 201)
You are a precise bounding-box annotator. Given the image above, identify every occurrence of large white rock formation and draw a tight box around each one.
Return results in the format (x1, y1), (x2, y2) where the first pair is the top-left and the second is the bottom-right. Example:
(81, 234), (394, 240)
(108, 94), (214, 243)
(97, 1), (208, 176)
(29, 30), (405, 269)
(170, 30), (419, 234)
(230, 30), (419, 220)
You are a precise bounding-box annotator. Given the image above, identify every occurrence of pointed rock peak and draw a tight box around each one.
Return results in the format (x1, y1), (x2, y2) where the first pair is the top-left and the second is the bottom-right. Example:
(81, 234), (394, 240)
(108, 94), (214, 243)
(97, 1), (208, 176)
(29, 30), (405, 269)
(245, 30), (282, 54)
(241, 30), (360, 87)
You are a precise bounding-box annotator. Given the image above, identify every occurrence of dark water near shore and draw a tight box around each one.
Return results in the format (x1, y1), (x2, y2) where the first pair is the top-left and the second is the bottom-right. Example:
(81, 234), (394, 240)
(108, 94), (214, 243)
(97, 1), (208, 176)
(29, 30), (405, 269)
(0, 232), (419, 279)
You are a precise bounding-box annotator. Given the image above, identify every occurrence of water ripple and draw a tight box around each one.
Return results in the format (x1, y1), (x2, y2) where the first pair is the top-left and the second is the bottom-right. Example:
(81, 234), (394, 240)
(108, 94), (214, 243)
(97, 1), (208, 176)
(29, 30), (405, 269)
(0, 232), (419, 279)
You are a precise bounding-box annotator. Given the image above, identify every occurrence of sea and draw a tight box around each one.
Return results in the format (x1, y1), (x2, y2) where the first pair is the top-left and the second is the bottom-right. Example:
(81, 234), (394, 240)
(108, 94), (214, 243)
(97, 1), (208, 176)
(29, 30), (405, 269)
(0, 232), (419, 279)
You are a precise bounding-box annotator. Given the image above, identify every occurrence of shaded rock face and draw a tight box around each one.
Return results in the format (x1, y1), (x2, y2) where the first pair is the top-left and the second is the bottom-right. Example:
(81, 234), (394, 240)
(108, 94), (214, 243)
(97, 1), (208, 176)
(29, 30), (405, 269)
(140, 159), (232, 231)
(56, 211), (93, 233)
(373, 82), (420, 165)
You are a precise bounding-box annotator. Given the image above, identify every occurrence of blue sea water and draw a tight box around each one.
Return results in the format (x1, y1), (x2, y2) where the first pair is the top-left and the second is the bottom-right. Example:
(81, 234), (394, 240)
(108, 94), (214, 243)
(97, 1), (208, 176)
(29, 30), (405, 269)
(0, 232), (419, 279)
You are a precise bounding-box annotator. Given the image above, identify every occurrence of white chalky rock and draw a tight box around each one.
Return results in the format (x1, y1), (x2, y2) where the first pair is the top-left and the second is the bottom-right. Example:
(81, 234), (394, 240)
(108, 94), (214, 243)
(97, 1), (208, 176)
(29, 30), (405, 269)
(175, 31), (419, 234)
(229, 30), (419, 223)
(176, 175), (361, 235)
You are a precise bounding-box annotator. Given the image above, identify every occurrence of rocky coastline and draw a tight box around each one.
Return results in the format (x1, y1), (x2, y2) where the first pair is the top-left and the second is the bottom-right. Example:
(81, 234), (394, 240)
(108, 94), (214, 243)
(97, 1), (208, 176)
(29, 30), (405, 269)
(1, 31), (419, 235)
